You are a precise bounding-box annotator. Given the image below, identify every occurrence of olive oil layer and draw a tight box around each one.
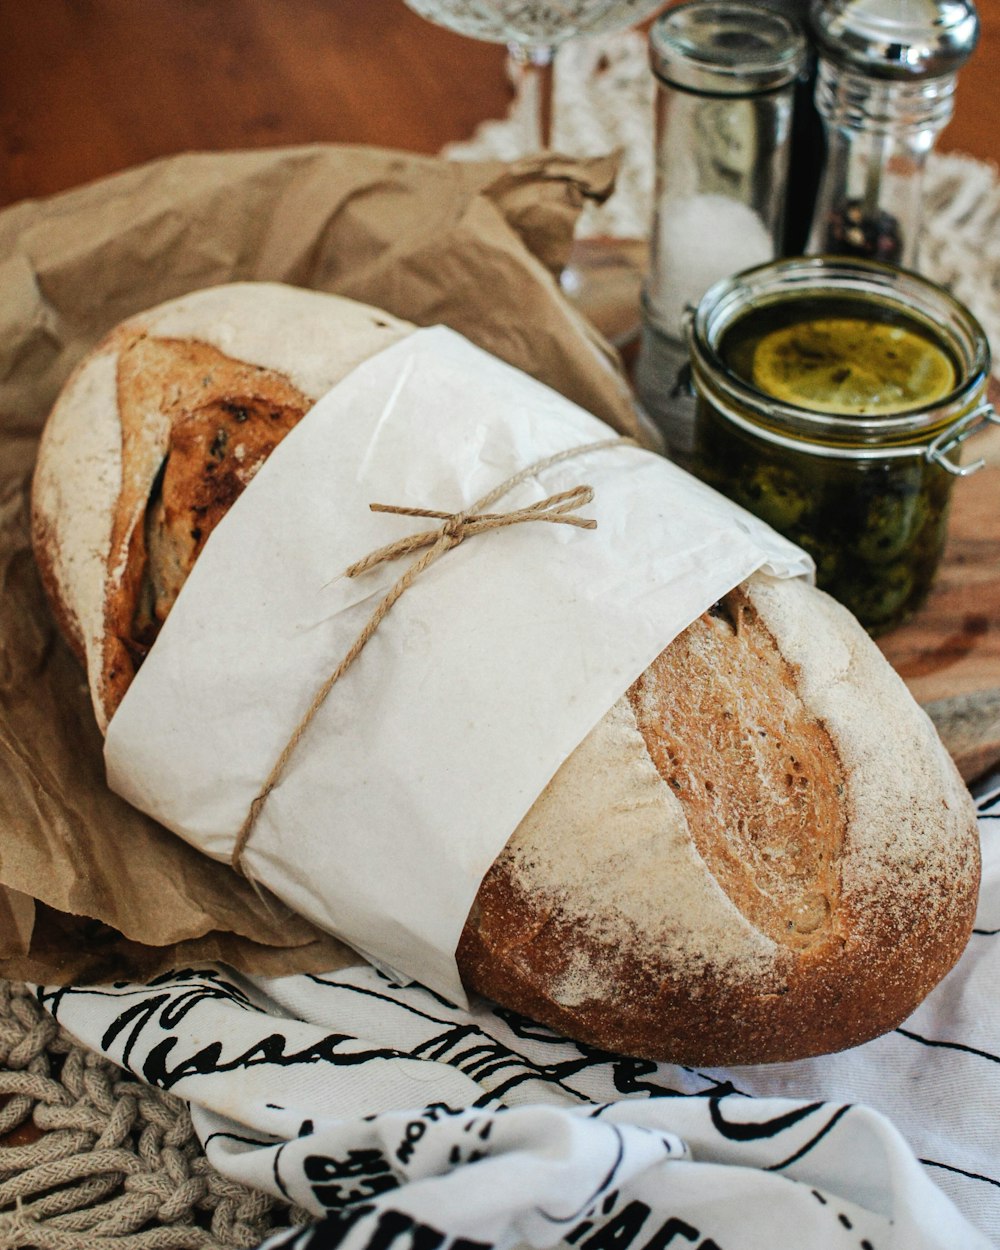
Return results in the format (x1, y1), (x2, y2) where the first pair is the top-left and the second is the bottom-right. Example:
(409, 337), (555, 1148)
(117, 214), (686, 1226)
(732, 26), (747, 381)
(723, 297), (958, 418)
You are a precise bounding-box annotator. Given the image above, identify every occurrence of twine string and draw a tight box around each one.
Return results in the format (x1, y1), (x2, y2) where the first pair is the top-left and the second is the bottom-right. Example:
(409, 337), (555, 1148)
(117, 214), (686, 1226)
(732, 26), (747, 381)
(345, 484), (597, 578)
(230, 435), (636, 873)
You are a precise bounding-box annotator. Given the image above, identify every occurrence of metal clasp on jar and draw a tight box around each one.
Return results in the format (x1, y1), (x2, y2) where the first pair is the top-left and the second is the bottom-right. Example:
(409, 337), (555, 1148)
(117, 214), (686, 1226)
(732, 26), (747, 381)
(926, 400), (1000, 476)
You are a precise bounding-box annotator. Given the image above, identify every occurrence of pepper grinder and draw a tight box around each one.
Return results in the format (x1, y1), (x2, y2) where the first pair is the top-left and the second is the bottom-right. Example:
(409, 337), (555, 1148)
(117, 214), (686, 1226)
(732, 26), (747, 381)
(806, 0), (979, 270)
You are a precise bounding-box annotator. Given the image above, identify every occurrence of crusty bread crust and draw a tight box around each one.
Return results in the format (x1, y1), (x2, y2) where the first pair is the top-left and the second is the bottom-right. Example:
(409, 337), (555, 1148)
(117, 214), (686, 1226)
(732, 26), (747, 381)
(31, 283), (413, 730)
(458, 579), (978, 1063)
(102, 332), (316, 718)
(31, 282), (981, 1064)
(32, 345), (124, 700)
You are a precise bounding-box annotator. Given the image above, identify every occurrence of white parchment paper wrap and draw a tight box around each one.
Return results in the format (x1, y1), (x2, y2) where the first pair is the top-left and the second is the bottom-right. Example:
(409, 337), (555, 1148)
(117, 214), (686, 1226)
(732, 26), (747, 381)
(105, 327), (812, 1005)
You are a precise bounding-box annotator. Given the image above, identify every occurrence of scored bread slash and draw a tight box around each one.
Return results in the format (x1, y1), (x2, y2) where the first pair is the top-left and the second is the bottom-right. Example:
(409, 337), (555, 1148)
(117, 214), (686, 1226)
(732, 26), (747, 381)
(31, 281), (980, 1066)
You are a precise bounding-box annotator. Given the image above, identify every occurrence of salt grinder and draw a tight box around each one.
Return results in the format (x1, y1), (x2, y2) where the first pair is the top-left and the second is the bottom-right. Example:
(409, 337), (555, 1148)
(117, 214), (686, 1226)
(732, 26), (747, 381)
(806, 0), (979, 269)
(635, 1), (807, 464)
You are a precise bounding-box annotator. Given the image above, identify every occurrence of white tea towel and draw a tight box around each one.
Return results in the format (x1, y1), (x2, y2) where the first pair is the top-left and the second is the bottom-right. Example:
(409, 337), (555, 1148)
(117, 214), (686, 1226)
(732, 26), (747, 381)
(33, 784), (1000, 1250)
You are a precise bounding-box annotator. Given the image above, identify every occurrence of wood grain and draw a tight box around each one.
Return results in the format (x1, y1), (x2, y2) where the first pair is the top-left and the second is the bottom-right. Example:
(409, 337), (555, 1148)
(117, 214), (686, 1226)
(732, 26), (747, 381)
(0, 0), (513, 207)
(1, 0), (998, 210)
(879, 387), (1000, 707)
(878, 382), (1000, 782)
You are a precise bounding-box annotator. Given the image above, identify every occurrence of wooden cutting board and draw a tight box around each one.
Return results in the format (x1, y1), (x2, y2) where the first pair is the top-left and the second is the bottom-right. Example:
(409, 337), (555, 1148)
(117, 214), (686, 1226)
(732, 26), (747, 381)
(877, 378), (1000, 783)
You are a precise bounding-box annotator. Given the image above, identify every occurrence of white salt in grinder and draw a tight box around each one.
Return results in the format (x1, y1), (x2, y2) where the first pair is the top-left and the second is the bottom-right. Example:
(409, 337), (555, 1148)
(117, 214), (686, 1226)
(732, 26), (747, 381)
(635, 1), (807, 465)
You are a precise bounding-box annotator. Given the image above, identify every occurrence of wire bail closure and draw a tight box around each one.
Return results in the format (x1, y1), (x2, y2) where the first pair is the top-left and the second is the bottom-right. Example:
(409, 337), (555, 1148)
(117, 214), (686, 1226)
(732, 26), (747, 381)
(926, 400), (1000, 477)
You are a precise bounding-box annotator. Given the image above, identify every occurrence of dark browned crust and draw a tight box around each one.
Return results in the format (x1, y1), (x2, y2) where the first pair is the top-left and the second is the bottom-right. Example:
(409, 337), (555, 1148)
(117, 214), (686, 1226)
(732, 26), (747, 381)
(457, 590), (978, 1065)
(457, 868), (973, 1065)
(101, 332), (313, 718)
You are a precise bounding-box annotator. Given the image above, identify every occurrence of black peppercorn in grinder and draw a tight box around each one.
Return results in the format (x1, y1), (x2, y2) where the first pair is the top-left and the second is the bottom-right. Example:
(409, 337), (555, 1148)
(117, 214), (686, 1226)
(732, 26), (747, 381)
(806, 0), (979, 271)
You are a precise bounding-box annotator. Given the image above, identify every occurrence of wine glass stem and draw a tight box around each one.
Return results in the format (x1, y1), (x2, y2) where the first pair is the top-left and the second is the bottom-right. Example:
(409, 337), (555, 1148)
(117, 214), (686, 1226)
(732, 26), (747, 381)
(507, 41), (556, 152)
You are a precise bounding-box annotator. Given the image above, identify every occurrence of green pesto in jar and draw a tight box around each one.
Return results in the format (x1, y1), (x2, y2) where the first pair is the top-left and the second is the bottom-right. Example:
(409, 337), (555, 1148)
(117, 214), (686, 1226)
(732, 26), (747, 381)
(693, 391), (954, 633)
(689, 279), (982, 635)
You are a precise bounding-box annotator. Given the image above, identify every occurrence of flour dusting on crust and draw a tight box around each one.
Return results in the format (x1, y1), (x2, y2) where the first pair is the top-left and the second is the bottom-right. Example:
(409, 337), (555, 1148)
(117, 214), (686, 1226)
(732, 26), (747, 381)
(745, 575), (978, 917)
(505, 694), (778, 1007)
(32, 347), (122, 705)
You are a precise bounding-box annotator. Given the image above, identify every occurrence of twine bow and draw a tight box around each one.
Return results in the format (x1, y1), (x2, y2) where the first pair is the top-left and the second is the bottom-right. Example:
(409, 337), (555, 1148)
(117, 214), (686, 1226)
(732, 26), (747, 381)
(345, 484), (597, 577)
(231, 434), (636, 872)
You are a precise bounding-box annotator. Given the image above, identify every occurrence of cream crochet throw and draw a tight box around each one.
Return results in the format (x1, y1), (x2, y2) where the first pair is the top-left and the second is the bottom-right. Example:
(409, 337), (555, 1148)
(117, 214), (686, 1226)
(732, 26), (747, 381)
(446, 29), (1000, 369)
(0, 982), (306, 1250)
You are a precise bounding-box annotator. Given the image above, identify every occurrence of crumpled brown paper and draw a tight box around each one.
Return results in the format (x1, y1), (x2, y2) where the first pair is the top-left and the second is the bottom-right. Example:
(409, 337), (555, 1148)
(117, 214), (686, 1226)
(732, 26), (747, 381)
(0, 142), (647, 984)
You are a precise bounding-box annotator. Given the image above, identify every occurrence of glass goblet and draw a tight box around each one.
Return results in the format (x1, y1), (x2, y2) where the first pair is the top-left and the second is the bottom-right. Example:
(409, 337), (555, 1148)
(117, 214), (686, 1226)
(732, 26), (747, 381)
(403, 0), (667, 342)
(402, 1), (666, 151)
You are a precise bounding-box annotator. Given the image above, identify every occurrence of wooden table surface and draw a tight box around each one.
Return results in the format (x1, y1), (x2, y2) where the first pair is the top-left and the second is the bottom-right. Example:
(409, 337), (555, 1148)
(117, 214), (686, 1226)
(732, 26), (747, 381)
(1, 0), (998, 205)
(1, 0), (999, 777)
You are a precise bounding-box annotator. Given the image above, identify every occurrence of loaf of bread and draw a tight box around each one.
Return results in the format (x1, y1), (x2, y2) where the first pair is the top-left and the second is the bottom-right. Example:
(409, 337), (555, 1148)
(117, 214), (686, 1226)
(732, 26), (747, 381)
(31, 282), (980, 1066)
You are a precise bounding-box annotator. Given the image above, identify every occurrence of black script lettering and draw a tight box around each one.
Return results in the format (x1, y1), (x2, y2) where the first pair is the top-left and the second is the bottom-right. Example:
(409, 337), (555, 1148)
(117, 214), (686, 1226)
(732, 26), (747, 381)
(566, 1222), (595, 1245)
(140, 1029), (402, 1091)
(311, 1202), (375, 1241)
(640, 1216), (700, 1249)
(101, 994), (171, 1070)
(709, 1097), (824, 1142)
(423, 1103), (462, 1122)
(396, 1117), (429, 1165)
(305, 1149), (396, 1208)
(367, 1210), (446, 1250)
(581, 1200), (651, 1250)
(305, 1149), (391, 1183)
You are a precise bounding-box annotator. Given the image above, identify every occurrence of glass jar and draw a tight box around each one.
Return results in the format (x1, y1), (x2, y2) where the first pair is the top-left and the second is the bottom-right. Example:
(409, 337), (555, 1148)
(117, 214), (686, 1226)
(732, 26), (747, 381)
(687, 255), (998, 634)
(806, 0), (979, 270)
(635, 1), (807, 464)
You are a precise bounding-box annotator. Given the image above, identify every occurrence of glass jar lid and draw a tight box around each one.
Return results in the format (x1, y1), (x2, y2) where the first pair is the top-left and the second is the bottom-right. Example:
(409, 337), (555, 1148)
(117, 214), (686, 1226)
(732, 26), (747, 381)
(649, 1), (807, 96)
(809, 0), (980, 81)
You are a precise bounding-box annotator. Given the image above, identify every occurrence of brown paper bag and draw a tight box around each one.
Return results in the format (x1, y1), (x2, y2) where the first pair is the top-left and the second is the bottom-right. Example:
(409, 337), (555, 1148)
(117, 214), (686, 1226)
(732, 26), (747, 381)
(0, 142), (644, 983)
